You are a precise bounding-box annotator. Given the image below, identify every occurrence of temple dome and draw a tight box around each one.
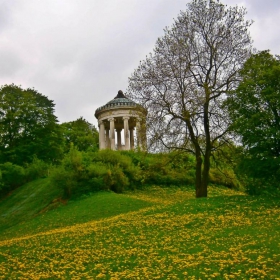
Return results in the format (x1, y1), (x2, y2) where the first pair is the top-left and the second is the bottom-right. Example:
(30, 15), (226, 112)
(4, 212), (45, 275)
(106, 90), (136, 106)
(95, 90), (138, 118)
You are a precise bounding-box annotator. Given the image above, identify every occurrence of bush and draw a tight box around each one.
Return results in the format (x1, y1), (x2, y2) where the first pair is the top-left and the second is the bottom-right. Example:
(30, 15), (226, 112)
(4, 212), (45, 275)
(86, 162), (108, 191)
(103, 165), (129, 193)
(236, 156), (280, 195)
(0, 162), (26, 198)
(50, 166), (77, 199)
(137, 152), (196, 186)
(95, 150), (143, 189)
(49, 148), (201, 199)
(241, 176), (280, 196)
(209, 168), (241, 189)
(25, 157), (50, 181)
(50, 148), (141, 198)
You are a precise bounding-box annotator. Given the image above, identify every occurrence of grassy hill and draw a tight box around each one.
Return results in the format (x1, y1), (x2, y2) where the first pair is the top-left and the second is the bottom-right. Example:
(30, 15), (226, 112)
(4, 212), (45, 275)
(0, 182), (279, 279)
(0, 178), (62, 232)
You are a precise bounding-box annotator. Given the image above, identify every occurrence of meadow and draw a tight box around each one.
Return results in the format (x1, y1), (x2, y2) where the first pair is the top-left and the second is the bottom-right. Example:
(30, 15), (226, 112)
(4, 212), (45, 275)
(0, 185), (279, 279)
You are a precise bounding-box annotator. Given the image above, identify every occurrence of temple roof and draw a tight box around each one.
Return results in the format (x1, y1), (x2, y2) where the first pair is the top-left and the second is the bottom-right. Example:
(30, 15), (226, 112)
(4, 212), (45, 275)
(106, 90), (136, 105)
(95, 90), (139, 118)
(114, 90), (127, 99)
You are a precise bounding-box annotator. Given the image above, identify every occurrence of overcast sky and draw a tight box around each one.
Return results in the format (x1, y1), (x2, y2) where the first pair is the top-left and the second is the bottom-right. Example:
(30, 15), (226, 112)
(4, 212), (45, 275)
(0, 0), (279, 127)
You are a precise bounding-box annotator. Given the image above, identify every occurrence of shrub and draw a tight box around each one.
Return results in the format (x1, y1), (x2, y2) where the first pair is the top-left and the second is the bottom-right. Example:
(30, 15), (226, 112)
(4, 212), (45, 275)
(97, 149), (131, 169)
(50, 166), (77, 199)
(50, 149), (138, 198)
(25, 157), (50, 181)
(49, 148), (201, 199)
(236, 156), (280, 195)
(86, 162), (108, 191)
(0, 162), (26, 198)
(94, 150), (143, 190)
(104, 165), (129, 193)
(138, 152), (196, 186)
(209, 168), (241, 189)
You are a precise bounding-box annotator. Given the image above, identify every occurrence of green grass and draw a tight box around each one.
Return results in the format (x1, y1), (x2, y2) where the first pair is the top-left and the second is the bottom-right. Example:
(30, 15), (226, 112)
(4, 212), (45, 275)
(0, 178), (62, 232)
(0, 190), (153, 240)
(0, 184), (279, 279)
(0, 178), (154, 240)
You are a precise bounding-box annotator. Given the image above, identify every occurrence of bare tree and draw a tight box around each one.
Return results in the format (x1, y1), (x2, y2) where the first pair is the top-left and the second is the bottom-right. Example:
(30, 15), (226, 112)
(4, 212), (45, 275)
(127, 0), (252, 197)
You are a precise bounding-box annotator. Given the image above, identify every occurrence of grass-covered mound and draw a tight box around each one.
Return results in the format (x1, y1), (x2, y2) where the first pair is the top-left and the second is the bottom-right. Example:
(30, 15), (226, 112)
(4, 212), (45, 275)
(0, 178), (61, 232)
(0, 186), (279, 279)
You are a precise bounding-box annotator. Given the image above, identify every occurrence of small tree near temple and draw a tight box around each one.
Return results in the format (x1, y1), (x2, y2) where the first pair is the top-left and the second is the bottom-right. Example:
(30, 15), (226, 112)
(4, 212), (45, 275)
(60, 117), (99, 152)
(128, 0), (252, 197)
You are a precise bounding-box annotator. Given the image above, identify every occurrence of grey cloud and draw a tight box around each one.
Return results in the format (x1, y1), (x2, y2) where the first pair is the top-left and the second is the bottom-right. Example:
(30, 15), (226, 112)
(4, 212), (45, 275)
(0, 0), (278, 127)
(0, 48), (23, 76)
(0, 1), (12, 33)
(246, 0), (280, 16)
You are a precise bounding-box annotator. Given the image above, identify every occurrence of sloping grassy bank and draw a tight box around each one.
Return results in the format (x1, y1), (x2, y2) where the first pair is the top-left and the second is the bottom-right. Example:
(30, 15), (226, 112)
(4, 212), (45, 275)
(0, 186), (153, 241)
(0, 178), (62, 232)
(0, 186), (279, 279)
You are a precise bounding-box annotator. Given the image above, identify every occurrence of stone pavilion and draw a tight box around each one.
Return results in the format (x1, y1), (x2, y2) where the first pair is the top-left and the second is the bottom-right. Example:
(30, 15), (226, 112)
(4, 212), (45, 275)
(95, 90), (146, 150)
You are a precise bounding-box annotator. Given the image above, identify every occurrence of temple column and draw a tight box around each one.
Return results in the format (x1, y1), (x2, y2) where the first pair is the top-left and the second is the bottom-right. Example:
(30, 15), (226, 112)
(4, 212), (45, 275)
(130, 128), (134, 150)
(116, 129), (122, 150)
(136, 118), (142, 150)
(123, 116), (130, 150)
(99, 120), (105, 149)
(109, 118), (115, 150)
(105, 127), (110, 148)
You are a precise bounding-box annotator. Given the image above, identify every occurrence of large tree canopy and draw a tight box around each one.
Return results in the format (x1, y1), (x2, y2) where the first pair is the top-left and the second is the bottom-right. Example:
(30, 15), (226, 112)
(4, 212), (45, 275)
(227, 51), (280, 187)
(0, 84), (63, 165)
(128, 0), (252, 197)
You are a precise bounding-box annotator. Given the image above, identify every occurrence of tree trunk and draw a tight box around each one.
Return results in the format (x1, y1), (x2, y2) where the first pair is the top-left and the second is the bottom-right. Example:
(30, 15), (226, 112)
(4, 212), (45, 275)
(185, 118), (205, 198)
(201, 150), (211, 198)
(195, 154), (204, 198)
(196, 88), (211, 198)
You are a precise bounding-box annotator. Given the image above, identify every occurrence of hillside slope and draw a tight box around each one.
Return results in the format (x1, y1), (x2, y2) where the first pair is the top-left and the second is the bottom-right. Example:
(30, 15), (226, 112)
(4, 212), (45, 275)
(0, 186), (279, 279)
(0, 178), (62, 232)
(0, 180), (154, 240)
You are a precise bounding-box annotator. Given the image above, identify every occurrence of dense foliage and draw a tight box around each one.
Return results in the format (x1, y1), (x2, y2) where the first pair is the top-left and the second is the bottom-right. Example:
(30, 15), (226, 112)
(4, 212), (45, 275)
(227, 51), (280, 193)
(50, 148), (197, 198)
(60, 117), (99, 152)
(0, 84), (63, 165)
(0, 84), (101, 198)
(0, 158), (50, 198)
(50, 147), (243, 199)
(0, 144), (242, 200)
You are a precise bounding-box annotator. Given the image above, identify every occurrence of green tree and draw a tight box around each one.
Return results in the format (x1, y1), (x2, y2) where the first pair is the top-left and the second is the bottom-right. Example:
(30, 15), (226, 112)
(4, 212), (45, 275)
(227, 51), (280, 190)
(0, 84), (63, 165)
(60, 117), (99, 152)
(128, 0), (252, 197)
